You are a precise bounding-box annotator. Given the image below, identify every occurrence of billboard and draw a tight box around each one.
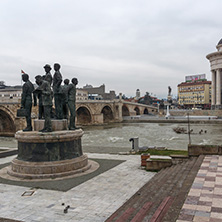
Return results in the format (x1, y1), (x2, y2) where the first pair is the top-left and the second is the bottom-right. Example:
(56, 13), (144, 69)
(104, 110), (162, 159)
(185, 74), (206, 82)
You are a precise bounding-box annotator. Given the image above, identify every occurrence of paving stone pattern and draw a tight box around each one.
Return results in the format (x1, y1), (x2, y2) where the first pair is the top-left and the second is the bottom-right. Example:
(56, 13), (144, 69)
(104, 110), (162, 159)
(177, 155), (222, 222)
(0, 158), (125, 192)
(0, 153), (155, 222)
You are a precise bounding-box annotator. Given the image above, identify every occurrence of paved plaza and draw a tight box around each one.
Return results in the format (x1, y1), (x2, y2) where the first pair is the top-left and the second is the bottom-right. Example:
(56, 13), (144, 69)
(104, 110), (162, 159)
(0, 153), (155, 222)
(1, 154), (222, 221)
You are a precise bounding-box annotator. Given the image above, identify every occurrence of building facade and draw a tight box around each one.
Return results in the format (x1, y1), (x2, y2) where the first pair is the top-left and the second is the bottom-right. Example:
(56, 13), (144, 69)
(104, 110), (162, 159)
(82, 84), (116, 100)
(0, 86), (88, 103)
(177, 75), (211, 109)
(76, 89), (88, 101)
(0, 86), (22, 103)
(206, 38), (222, 109)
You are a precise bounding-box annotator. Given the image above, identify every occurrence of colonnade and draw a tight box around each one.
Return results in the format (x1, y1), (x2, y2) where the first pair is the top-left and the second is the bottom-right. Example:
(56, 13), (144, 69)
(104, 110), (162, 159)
(206, 39), (222, 110)
(211, 69), (222, 109)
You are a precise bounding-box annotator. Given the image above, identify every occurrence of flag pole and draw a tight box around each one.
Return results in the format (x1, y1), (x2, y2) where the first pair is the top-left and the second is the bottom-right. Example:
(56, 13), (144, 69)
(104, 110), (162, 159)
(21, 70), (25, 86)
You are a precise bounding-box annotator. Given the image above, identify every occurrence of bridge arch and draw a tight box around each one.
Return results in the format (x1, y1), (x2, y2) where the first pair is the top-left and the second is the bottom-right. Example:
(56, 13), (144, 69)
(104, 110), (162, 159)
(101, 105), (114, 123)
(134, 107), (140, 115)
(144, 108), (149, 114)
(0, 105), (16, 134)
(76, 106), (92, 125)
(122, 105), (130, 116)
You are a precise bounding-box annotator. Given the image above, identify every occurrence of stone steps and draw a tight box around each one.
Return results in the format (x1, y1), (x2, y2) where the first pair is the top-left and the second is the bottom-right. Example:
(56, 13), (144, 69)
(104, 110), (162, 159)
(105, 155), (204, 222)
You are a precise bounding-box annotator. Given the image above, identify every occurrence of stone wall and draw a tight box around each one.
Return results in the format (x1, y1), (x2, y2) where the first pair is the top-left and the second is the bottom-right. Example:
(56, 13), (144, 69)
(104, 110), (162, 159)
(188, 144), (222, 156)
(169, 110), (222, 117)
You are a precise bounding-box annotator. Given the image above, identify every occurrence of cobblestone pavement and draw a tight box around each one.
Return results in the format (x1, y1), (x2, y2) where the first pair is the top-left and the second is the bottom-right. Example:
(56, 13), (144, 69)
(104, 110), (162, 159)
(0, 153), (155, 222)
(177, 155), (222, 222)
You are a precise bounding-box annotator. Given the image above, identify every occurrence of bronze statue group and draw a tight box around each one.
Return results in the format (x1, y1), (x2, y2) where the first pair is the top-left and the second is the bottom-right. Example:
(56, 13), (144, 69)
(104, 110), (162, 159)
(21, 63), (78, 132)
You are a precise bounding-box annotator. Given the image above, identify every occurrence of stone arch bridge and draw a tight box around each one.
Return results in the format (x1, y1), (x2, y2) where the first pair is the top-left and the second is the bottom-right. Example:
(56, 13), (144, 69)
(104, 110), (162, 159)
(0, 100), (158, 136)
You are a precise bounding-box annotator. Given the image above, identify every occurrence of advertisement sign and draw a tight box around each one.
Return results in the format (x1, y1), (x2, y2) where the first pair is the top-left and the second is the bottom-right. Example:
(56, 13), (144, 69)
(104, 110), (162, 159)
(185, 74), (206, 82)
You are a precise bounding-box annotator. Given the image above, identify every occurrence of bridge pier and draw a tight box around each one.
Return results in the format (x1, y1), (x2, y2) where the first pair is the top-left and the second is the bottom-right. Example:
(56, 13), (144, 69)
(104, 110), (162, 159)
(92, 114), (103, 124)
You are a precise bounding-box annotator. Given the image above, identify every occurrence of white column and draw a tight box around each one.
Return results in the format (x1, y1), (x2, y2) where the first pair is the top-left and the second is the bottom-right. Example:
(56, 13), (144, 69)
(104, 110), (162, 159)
(216, 69), (221, 105)
(211, 70), (216, 106)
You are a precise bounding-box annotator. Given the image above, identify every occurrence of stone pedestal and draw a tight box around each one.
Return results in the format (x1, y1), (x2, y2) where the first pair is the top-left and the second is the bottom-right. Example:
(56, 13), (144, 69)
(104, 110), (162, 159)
(34, 119), (68, 131)
(15, 130), (83, 161)
(7, 128), (90, 179)
(8, 154), (90, 179)
(165, 104), (171, 118)
(167, 95), (172, 103)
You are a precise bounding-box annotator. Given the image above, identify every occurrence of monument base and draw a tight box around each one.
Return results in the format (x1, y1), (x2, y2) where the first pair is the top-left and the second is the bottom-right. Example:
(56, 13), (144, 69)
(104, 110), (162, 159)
(7, 128), (90, 179)
(15, 129), (84, 162)
(167, 95), (172, 103)
(7, 154), (90, 179)
(34, 119), (68, 131)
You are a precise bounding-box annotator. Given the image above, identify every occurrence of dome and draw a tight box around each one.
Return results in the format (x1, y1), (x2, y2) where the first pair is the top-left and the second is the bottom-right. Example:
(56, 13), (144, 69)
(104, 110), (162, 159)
(217, 38), (222, 45)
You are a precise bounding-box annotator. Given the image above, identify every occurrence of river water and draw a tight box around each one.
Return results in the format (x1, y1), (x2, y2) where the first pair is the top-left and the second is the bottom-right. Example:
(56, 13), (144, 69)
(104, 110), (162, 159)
(0, 122), (221, 153)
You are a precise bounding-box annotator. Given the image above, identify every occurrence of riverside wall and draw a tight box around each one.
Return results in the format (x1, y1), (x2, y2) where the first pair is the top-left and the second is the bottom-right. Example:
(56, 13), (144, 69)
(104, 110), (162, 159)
(123, 118), (222, 124)
(169, 109), (222, 117)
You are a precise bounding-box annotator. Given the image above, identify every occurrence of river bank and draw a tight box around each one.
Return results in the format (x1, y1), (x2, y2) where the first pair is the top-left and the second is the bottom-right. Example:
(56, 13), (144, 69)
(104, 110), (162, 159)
(123, 115), (222, 124)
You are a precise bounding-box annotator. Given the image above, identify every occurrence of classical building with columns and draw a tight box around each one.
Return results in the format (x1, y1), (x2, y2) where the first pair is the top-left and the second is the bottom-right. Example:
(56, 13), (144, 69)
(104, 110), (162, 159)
(206, 39), (222, 109)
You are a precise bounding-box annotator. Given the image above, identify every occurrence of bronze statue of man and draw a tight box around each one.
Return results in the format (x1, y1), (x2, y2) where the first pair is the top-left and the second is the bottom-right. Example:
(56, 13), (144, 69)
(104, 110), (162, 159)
(67, 78), (78, 130)
(62, 79), (69, 119)
(21, 73), (35, 131)
(34, 75), (44, 119)
(168, 86), (172, 96)
(33, 75), (53, 132)
(52, 63), (63, 119)
(43, 64), (52, 86)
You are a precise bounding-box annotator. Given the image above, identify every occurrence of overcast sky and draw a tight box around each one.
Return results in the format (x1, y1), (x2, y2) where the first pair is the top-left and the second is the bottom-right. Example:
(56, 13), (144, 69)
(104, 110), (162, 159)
(0, 0), (221, 98)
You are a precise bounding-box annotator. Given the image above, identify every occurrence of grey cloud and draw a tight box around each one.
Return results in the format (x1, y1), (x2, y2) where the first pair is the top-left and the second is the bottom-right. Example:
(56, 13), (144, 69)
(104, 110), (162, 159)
(0, 0), (221, 98)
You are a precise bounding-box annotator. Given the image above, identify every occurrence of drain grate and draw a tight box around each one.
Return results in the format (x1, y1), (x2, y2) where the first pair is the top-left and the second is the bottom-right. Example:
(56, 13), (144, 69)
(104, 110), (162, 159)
(21, 190), (35, 197)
